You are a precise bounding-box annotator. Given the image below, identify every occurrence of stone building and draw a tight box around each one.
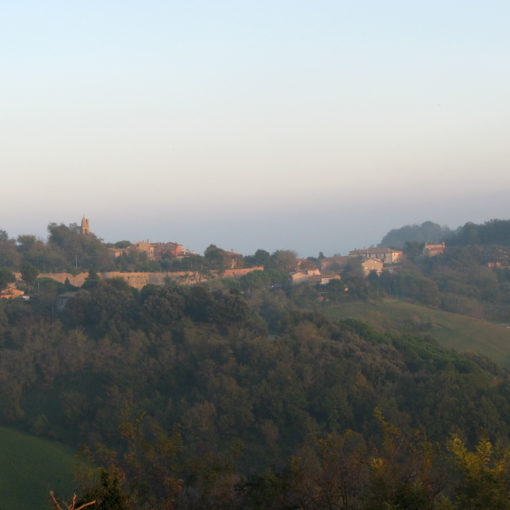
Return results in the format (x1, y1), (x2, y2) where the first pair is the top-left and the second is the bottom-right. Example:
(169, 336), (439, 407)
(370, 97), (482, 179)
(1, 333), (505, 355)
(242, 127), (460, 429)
(349, 247), (403, 265)
(0, 286), (25, 300)
(361, 258), (384, 276)
(423, 243), (446, 257)
(133, 241), (155, 259)
(152, 242), (183, 258)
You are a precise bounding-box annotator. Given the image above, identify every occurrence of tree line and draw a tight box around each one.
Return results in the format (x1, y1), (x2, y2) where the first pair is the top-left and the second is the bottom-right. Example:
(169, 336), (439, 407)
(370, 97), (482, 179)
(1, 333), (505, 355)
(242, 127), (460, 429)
(0, 223), (303, 284)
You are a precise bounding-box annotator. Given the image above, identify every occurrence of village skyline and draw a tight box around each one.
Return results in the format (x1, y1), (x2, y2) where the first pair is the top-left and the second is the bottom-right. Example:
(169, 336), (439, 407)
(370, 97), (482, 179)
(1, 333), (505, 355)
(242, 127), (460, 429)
(3, 188), (510, 258)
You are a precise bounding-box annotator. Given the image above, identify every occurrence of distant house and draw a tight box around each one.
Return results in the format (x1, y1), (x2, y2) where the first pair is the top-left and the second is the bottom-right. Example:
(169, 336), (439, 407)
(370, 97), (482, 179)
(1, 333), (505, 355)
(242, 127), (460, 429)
(423, 243), (446, 257)
(0, 286), (25, 300)
(296, 258), (319, 271)
(361, 258), (384, 276)
(320, 274), (341, 285)
(291, 268), (321, 284)
(133, 241), (155, 259)
(349, 248), (403, 265)
(153, 242), (183, 258)
(109, 247), (128, 258)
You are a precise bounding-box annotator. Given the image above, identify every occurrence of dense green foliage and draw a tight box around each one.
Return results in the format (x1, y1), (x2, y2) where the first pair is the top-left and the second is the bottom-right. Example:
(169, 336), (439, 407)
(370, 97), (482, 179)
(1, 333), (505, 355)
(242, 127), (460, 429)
(2, 278), (510, 507)
(72, 412), (510, 509)
(4, 278), (509, 454)
(451, 219), (510, 247)
(379, 221), (451, 249)
(380, 219), (510, 250)
(0, 267), (15, 289)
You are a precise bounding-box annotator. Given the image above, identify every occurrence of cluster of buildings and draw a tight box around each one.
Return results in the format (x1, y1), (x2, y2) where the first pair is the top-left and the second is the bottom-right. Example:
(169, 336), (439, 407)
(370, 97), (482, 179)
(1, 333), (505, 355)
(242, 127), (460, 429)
(348, 247), (403, 276)
(290, 267), (341, 285)
(290, 243), (448, 286)
(81, 217), (186, 261)
(289, 248), (403, 286)
(348, 244), (446, 276)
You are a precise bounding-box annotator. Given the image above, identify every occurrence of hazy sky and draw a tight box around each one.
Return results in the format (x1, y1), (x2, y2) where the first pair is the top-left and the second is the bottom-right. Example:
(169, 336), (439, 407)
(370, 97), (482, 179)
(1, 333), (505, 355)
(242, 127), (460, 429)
(2, 1), (509, 255)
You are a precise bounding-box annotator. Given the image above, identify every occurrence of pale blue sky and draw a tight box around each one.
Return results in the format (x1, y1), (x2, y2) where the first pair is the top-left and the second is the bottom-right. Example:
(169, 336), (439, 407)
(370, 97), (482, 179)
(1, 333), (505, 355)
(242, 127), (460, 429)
(2, 1), (510, 255)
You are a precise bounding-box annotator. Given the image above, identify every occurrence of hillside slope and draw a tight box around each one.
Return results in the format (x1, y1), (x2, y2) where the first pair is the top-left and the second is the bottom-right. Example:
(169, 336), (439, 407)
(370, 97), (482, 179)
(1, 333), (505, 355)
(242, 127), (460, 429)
(0, 426), (76, 510)
(321, 298), (510, 367)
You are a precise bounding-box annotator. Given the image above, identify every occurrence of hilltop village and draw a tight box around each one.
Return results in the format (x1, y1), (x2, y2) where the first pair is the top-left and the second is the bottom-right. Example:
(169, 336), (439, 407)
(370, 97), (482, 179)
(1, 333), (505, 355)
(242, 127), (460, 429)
(0, 217), (451, 300)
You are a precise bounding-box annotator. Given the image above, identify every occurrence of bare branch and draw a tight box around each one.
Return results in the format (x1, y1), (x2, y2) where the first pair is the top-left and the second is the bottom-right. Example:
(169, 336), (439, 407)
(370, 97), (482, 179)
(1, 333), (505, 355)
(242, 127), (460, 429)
(49, 491), (96, 510)
(75, 500), (97, 510)
(49, 491), (65, 510)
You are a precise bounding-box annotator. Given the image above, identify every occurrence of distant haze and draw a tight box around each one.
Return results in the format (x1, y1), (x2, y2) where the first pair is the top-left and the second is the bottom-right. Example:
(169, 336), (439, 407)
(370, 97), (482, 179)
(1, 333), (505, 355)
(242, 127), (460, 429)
(4, 189), (510, 257)
(2, 2), (510, 255)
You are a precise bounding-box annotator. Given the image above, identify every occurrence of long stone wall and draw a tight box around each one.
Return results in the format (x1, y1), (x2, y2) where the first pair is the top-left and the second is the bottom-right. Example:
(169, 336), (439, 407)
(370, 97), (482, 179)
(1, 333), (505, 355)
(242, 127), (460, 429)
(31, 266), (264, 290)
(37, 272), (88, 287)
(222, 267), (264, 278)
(100, 271), (206, 289)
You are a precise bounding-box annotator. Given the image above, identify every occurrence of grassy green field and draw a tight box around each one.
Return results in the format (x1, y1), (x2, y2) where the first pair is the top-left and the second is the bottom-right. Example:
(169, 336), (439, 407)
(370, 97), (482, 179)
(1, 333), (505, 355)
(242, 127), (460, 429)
(0, 426), (76, 510)
(321, 299), (510, 368)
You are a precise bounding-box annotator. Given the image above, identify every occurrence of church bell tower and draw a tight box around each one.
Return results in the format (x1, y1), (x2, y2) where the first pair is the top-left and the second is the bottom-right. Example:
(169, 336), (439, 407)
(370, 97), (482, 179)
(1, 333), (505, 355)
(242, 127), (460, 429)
(81, 216), (90, 235)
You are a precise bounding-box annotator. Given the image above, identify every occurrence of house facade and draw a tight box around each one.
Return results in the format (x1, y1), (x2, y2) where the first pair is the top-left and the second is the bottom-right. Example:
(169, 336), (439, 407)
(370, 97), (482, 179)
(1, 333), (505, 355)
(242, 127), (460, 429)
(349, 247), (403, 265)
(423, 243), (446, 257)
(0, 287), (25, 300)
(361, 258), (384, 276)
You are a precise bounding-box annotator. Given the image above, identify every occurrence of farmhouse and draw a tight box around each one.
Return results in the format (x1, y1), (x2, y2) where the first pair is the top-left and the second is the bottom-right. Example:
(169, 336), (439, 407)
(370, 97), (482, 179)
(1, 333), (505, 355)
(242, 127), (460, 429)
(349, 247), (403, 265)
(361, 258), (384, 276)
(423, 243), (446, 257)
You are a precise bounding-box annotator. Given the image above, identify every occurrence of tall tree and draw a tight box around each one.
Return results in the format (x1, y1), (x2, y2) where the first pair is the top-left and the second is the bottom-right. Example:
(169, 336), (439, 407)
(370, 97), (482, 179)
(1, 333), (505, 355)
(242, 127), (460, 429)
(21, 262), (39, 287)
(0, 267), (15, 290)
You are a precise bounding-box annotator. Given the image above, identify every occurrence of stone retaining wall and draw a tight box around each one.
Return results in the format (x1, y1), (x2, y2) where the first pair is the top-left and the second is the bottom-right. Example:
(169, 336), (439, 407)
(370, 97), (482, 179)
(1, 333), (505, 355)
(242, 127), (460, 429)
(29, 266), (264, 290)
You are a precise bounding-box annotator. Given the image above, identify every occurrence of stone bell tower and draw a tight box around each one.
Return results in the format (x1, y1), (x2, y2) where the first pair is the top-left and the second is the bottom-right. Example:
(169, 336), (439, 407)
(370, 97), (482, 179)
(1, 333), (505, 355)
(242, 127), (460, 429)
(81, 216), (90, 236)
